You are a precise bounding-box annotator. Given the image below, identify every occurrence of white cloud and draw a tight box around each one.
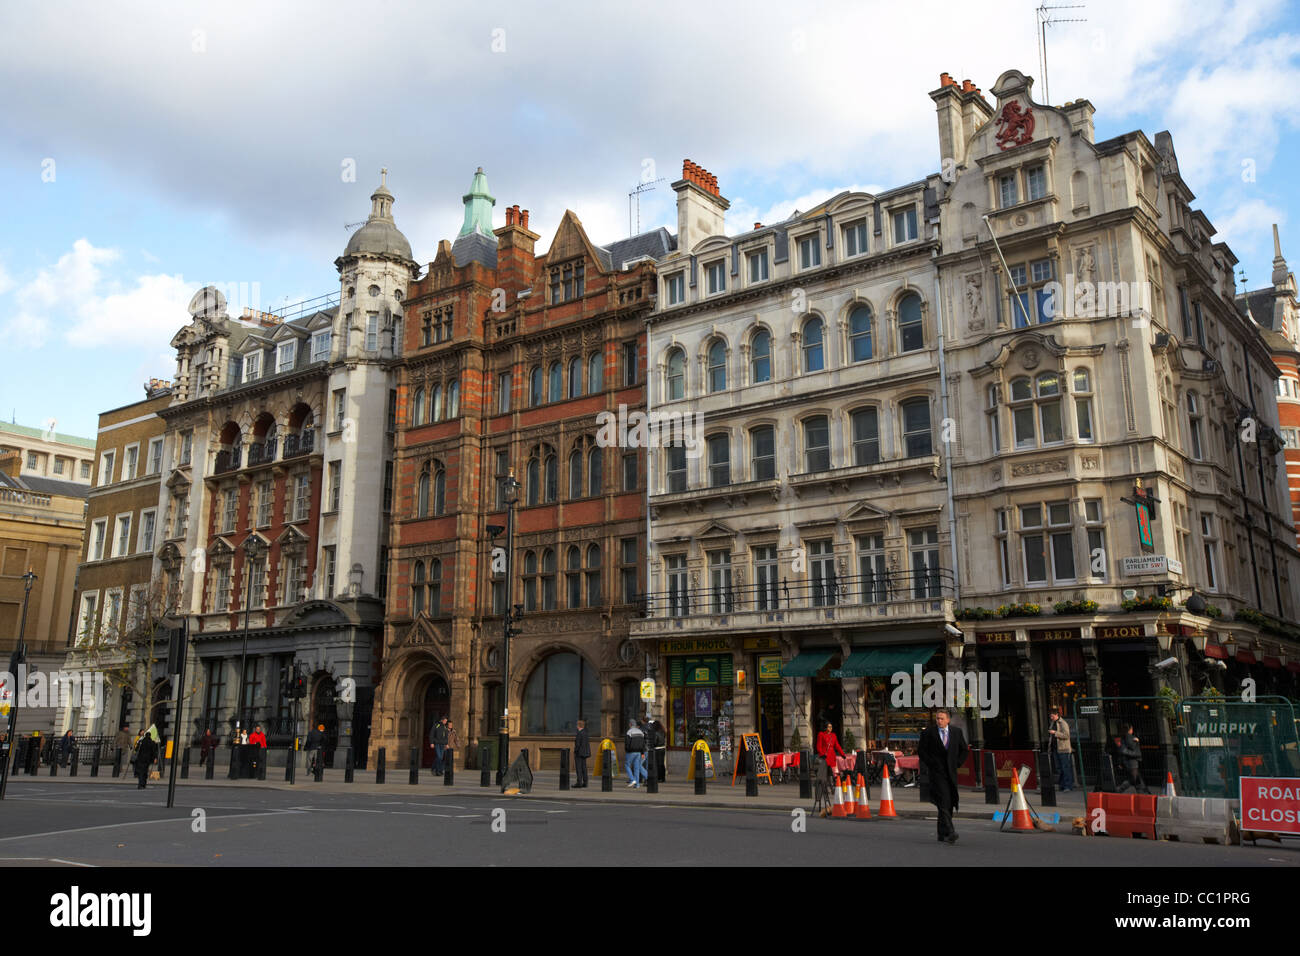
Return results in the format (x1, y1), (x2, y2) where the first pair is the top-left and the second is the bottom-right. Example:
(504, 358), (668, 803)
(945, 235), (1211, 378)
(1210, 199), (1287, 257)
(0, 259), (13, 296)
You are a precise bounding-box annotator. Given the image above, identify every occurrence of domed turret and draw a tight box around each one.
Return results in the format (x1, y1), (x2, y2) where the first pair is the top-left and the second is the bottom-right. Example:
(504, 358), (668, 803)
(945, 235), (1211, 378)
(343, 169), (414, 262)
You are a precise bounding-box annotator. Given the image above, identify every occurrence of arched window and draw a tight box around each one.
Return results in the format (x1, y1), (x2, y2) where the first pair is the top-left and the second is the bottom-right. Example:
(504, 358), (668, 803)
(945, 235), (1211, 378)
(417, 468), (430, 517)
(849, 305), (873, 362)
(521, 652), (600, 735)
(428, 558), (441, 616)
(447, 380), (459, 418)
(751, 329), (771, 383)
(548, 362), (562, 403)
(588, 352), (604, 393)
(667, 349), (685, 400)
(412, 387), (426, 427)
(526, 457), (540, 506)
(566, 546), (582, 607)
(1036, 372), (1064, 444)
(1074, 369), (1094, 443)
(587, 446), (602, 497)
(412, 560), (426, 617)
(568, 356), (582, 398)
(586, 543), (601, 605)
(544, 451), (558, 503)
(802, 317), (824, 372)
(433, 464), (446, 516)
(898, 294), (923, 353)
(707, 340), (727, 392)
(431, 384), (443, 422)
(523, 550), (538, 611)
(568, 448), (583, 499)
(541, 548), (557, 610)
(529, 366), (543, 407)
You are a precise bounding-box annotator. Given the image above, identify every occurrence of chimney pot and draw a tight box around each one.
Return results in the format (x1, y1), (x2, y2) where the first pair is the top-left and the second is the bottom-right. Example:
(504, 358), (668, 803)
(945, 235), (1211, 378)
(506, 206), (515, 226)
(753, 222), (762, 230)
(521, 209), (529, 229)
(940, 72), (955, 87)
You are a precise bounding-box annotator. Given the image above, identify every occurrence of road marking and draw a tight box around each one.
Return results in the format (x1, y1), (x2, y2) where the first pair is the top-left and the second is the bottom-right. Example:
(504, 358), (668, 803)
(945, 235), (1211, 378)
(49, 858), (97, 867)
(285, 806), (384, 813)
(390, 811), (455, 819)
(0, 810), (305, 844)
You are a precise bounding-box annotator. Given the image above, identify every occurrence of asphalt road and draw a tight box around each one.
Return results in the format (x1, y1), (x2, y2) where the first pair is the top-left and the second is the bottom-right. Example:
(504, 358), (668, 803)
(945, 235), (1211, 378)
(0, 779), (1295, 867)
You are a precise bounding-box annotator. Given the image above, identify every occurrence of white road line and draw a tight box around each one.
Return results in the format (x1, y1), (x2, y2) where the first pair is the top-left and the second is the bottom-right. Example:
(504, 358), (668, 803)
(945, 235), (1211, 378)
(285, 807), (385, 813)
(0, 810), (305, 844)
(390, 811), (455, 819)
(48, 858), (97, 867)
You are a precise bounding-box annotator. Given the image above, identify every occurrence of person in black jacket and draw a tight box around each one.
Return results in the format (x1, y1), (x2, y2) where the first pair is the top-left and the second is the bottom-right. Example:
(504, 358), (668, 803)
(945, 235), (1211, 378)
(573, 718), (590, 788)
(1119, 724), (1147, 792)
(134, 734), (158, 789)
(917, 708), (969, 844)
(305, 723), (325, 775)
(648, 718), (667, 781)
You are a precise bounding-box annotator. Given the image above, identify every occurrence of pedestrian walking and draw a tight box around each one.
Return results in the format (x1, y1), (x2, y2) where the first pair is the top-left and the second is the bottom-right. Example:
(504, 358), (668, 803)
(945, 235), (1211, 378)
(624, 720), (646, 788)
(113, 724), (133, 758)
(1047, 707), (1074, 791)
(445, 720), (460, 771)
(1119, 723), (1147, 792)
(305, 723), (325, 774)
(573, 717), (590, 787)
(648, 717), (667, 781)
(431, 716), (449, 774)
(134, 733), (158, 789)
(248, 724), (267, 774)
(815, 721), (845, 773)
(918, 708), (969, 844)
(58, 729), (75, 767)
(198, 728), (218, 765)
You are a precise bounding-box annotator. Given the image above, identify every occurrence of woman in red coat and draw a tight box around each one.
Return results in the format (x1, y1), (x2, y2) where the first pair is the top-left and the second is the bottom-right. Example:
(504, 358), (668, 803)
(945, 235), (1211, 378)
(816, 722), (845, 771)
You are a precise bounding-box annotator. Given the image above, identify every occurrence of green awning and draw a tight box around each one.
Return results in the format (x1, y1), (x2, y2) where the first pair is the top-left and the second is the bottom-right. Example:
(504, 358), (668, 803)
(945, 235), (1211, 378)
(831, 644), (940, 678)
(780, 651), (834, 677)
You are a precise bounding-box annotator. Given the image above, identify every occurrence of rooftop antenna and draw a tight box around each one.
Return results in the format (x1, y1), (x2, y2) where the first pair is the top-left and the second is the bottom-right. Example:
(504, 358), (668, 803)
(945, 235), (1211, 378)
(1036, 2), (1087, 105)
(628, 177), (666, 237)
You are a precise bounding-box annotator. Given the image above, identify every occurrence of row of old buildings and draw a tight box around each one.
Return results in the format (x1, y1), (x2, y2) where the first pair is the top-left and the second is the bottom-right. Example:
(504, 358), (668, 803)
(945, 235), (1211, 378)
(38, 67), (1300, 771)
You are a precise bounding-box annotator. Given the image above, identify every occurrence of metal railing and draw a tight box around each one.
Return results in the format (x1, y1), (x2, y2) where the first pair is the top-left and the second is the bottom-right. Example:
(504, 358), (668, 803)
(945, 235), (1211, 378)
(246, 438), (277, 466)
(640, 568), (955, 618)
(214, 447), (242, 473)
(282, 430), (315, 458)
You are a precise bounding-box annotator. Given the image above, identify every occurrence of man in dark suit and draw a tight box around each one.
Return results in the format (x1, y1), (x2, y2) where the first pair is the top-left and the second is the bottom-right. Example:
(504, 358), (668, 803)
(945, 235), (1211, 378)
(573, 717), (590, 788)
(918, 708), (969, 844)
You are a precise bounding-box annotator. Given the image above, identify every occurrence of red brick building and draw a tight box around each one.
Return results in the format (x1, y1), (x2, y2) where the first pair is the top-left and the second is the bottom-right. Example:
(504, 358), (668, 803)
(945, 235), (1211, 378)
(370, 169), (670, 768)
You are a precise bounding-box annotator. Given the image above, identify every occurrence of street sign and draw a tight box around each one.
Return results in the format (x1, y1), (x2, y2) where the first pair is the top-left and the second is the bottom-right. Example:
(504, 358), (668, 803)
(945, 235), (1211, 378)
(1122, 555), (1182, 576)
(1239, 777), (1300, 835)
(639, 679), (655, 703)
(1080, 704), (1100, 715)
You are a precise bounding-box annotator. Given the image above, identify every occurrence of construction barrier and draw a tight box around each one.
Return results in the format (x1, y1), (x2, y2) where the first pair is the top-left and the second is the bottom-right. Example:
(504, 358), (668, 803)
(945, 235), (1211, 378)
(1155, 796), (1235, 845)
(1086, 792), (1157, 839)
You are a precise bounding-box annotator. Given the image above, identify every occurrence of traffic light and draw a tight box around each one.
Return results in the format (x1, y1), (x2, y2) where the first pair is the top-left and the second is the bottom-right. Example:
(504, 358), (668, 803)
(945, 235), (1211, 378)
(291, 662), (308, 699)
(279, 664), (291, 701)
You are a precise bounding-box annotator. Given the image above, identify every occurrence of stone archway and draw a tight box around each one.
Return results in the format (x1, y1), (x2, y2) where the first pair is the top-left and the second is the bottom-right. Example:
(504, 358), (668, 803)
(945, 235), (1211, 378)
(419, 673), (451, 768)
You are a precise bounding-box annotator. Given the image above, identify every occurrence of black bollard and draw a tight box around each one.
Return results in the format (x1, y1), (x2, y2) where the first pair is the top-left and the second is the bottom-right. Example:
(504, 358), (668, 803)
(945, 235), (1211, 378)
(442, 751), (452, 786)
(112, 747), (122, 778)
(180, 747), (190, 780)
(228, 746), (239, 780)
(205, 747), (215, 780)
(90, 746), (100, 778)
(409, 747), (419, 785)
(345, 747), (355, 783)
(601, 749), (613, 792)
(559, 748), (570, 791)
(49, 756), (57, 776)
(285, 743), (295, 784)
(1038, 752), (1057, 807)
(983, 750), (999, 805)
(644, 746), (657, 794)
(69, 746), (78, 777)
(258, 748), (267, 780)
(744, 747), (757, 797)
(918, 758), (930, 803)
(376, 747), (386, 785)
(798, 750), (811, 799)
(479, 745), (490, 788)
(694, 749), (706, 795)
(314, 749), (324, 783)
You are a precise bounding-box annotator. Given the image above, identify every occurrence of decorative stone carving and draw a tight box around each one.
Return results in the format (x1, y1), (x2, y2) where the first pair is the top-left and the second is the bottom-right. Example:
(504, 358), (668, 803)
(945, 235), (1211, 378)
(964, 274), (983, 330)
(1074, 244), (1096, 284)
(1011, 458), (1068, 477)
(1019, 346), (1041, 370)
(1081, 456), (1099, 471)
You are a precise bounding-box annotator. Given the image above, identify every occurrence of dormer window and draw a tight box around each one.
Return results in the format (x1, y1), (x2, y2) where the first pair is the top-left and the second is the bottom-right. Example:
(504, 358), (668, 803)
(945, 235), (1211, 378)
(665, 272), (685, 306)
(311, 330), (331, 362)
(797, 234), (821, 270)
(705, 260), (726, 295)
(998, 173), (1018, 208)
(244, 351), (262, 383)
(892, 207), (918, 244)
(747, 249), (769, 283)
(276, 341), (296, 373)
(550, 260), (585, 304)
(1026, 165), (1047, 201)
(843, 219), (868, 257)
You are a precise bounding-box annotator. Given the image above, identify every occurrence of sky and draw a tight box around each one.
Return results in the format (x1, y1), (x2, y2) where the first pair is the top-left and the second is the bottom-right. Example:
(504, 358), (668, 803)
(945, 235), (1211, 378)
(1, 0), (1298, 438)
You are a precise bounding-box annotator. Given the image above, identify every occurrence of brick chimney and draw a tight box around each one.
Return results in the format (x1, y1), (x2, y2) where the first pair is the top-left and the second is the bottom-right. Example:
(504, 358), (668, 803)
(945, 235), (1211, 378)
(673, 159), (729, 252)
(930, 72), (967, 168)
(493, 203), (540, 297)
(1062, 98), (1095, 143)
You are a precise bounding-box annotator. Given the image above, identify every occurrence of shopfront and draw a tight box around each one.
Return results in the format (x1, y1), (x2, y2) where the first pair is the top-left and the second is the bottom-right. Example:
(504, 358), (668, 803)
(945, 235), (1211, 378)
(835, 643), (940, 747)
(1031, 627), (1086, 717)
(1093, 623), (1155, 698)
(755, 652), (784, 754)
(661, 638), (734, 760)
(975, 630), (1030, 748)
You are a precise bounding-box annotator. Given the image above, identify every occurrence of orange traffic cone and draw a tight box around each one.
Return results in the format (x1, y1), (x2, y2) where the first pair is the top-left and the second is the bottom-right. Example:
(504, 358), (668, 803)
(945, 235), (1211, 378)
(1008, 772), (1035, 832)
(855, 773), (873, 819)
(877, 763), (897, 818)
(1164, 772), (1176, 797)
(843, 775), (856, 816)
(830, 776), (846, 818)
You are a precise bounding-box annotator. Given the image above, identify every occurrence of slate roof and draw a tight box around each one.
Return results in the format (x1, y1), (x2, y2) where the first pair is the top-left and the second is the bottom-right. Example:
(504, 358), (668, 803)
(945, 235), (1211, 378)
(0, 470), (89, 499)
(598, 227), (677, 271)
(450, 231), (498, 269)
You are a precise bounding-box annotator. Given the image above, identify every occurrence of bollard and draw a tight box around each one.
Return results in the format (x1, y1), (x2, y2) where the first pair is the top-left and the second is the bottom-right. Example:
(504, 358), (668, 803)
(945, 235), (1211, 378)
(345, 747), (355, 784)
(694, 749), (706, 795)
(376, 747), (386, 785)
(744, 747), (757, 797)
(258, 748), (267, 780)
(442, 751), (452, 786)
(646, 746), (658, 794)
(798, 750), (811, 799)
(918, 758), (930, 803)
(286, 743), (295, 784)
(479, 745), (490, 788)
(228, 746), (239, 780)
(314, 749), (325, 783)
(1038, 752), (1057, 807)
(69, 746), (78, 777)
(13, 738), (24, 775)
(91, 746), (101, 778)
(180, 747), (190, 780)
(409, 748), (420, 785)
(559, 748), (570, 791)
(983, 750), (999, 805)
(601, 750), (613, 792)
(49, 756), (57, 776)
(205, 747), (215, 780)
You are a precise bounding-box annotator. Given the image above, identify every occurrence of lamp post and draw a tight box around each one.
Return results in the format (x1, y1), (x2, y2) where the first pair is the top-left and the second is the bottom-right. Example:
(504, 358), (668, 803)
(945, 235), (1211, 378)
(0, 569), (37, 800)
(496, 471), (520, 787)
(234, 536), (265, 741)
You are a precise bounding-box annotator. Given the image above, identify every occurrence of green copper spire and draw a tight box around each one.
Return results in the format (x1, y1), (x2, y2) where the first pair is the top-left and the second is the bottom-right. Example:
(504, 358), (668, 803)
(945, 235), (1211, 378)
(458, 167), (496, 239)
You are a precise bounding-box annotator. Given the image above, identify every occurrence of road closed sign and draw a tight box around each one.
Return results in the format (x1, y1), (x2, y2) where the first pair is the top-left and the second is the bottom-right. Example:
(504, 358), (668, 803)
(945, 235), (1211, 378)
(1239, 777), (1300, 835)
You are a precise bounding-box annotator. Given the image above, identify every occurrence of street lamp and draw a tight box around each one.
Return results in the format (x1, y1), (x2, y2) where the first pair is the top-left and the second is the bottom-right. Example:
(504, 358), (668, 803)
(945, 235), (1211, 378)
(495, 470), (520, 787)
(234, 536), (265, 742)
(0, 568), (37, 800)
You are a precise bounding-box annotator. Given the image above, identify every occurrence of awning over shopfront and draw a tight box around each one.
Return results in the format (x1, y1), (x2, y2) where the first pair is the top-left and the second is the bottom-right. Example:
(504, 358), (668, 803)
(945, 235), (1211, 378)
(781, 651), (834, 677)
(831, 644), (940, 678)
(1204, 643), (1227, 660)
(1236, 649), (1257, 664)
(1262, 656), (1282, 670)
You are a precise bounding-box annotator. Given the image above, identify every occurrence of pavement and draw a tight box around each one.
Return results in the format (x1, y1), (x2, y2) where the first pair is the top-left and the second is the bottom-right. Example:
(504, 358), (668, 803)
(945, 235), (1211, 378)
(6, 762), (1093, 821)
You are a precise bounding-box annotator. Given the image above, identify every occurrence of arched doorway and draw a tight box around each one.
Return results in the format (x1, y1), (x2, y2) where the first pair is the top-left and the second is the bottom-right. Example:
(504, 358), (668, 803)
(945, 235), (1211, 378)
(421, 674), (450, 768)
(310, 675), (339, 767)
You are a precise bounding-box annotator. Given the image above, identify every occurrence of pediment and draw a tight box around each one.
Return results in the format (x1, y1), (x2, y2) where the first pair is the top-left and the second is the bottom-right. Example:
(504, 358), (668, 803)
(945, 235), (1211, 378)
(842, 500), (892, 522)
(694, 520), (736, 539)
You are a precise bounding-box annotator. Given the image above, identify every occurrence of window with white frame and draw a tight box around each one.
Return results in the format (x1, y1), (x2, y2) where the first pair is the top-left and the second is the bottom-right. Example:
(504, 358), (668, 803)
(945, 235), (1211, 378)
(365, 314), (379, 352)
(1073, 369), (1094, 442)
(754, 544), (779, 610)
(1007, 259), (1057, 326)
(292, 474), (311, 521)
(1200, 513), (1219, 591)
(705, 260), (726, 295)
(171, 495), (188, 538)
(1187, 391), (1204, 459)
(332, 389), (346, 432)
(276, 341), (296, 373)
(256, 479), (273, 527)
(892, 206), (917, 243)
(311, 330), (331, 362)
(179, 431), (193, 467)
(498, 371), (512, 413)
(909, 528), (941, 598)
(667, 348), (686, 400)
(77, 592), (98, 644)
(213, 562), (232, 612)
(138, 509), (156, 553)
(797, 234), (821, 270)
(809, 539), (837, 606)
(221, 489), (238, 533)
(665, 272), (685, 306)
(113, 513), (132, 558)
(858, 533), (886, 602)
(747, 249), (769, 283)
(244, 351), (262, 382)
(1021, 502), (1075, 584)
(123, 445), (139, 480)
(998, 172), (1018, 208)
(327, 461), (341, 512)
(1085, 499), (1107, 580)
(323, 546), (337, 598)
(666, 554), (689, 617)
(104, 589), (123, 639)
(147, 438), (163, 475)
(1026, 165), (1047, 201)
(843, 219), (868, 257)
(708, 550), (732, 613)
(99, 450), (115, 486)
(127, 584), (148, 633)
(90, 519), (107, 561)
(1009, 373), (1064, 447)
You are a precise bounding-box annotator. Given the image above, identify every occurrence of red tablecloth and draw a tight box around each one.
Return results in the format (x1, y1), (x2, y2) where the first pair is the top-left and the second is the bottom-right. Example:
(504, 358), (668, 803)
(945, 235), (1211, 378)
(896, 756), (919, 771)
(833, 755), (857, 774)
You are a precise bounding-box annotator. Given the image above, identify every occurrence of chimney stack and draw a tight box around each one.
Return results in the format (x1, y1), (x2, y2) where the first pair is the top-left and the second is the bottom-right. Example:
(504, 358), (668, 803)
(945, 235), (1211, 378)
(673, 158), (729, 251)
